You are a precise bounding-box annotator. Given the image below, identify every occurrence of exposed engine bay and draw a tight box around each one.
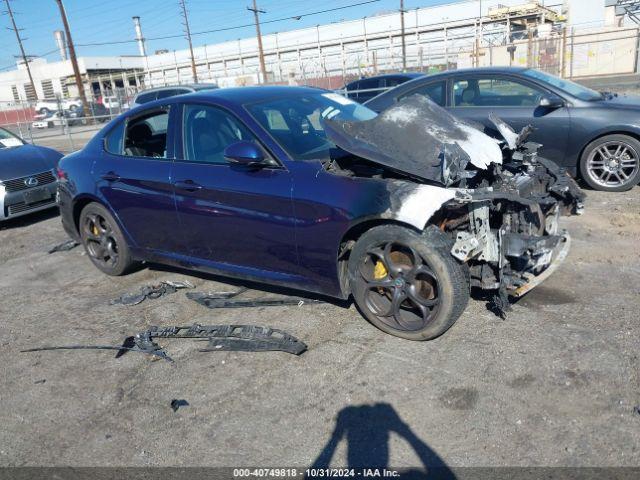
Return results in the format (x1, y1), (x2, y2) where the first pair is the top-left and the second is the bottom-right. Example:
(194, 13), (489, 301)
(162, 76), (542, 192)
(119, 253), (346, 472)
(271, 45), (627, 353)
(322, 95), (585, 303)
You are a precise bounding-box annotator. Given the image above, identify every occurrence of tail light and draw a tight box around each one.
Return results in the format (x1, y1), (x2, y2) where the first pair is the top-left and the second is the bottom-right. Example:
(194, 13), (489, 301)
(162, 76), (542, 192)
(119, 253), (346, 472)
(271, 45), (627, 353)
(56, 166), (67, 180)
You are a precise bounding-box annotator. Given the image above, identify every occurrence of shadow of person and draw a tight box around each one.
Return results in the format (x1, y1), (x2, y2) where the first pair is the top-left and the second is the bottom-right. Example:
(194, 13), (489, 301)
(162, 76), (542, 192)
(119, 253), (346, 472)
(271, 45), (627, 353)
(310, 403), (454, 479)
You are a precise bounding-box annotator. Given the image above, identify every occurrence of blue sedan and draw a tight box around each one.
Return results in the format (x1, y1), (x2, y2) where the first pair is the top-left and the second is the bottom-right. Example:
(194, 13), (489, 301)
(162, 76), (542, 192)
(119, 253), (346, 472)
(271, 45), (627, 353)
(57, 87), (583, 339)
(365, 67), (640, 192)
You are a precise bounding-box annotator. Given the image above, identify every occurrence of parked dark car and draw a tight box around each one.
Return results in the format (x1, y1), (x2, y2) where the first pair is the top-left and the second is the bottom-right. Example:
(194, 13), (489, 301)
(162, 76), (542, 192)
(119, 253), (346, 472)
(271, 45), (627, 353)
(0, 127), (63, 221)
(344, 73), (424, 103)
(365, 67), (640, 192)
(57, 87), (582, 340)
(131, 83), (219, 109)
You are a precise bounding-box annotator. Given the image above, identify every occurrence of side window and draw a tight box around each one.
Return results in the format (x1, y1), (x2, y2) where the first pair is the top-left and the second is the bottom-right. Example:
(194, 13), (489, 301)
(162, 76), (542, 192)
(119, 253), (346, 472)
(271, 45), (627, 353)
(135, 92), (157, 104)
(156, 89), (178, 100)
(265, 109), (290, 131)
(384, 77), (405, 88)
(124, 109), (169, 158)
(453, 77), (543, 107)
(104, 121), (125, 155)
(401, 81), (446, 107)
(183, 104), (257, 164)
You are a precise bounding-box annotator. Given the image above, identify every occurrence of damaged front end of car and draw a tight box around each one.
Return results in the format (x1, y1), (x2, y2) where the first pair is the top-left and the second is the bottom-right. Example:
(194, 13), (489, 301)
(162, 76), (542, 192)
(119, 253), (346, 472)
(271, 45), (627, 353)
(323, 95), (584, 307)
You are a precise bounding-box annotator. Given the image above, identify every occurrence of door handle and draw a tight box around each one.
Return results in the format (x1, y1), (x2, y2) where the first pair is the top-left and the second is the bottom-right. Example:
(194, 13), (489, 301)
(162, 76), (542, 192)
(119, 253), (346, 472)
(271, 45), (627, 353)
(101, 171), (121, 182)
(174, 179), (203, 192)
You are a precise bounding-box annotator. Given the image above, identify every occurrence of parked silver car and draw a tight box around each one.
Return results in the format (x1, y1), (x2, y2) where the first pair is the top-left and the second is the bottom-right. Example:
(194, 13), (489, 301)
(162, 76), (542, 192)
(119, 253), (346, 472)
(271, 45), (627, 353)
(0, 127), (62, 221)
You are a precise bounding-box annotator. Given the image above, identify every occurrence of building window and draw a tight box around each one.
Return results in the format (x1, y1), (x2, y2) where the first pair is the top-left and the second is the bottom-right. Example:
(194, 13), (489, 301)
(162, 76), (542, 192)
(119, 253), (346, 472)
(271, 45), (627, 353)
(60, 79), (69, 98)
(41, 80), (55, 99)
(23, 83), (37, 102)
(11, 85), (20, 103)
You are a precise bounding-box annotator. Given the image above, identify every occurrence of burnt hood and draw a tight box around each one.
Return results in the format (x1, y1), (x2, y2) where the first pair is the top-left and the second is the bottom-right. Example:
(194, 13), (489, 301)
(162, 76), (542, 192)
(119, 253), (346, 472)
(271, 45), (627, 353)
(323, 95), (503, 185)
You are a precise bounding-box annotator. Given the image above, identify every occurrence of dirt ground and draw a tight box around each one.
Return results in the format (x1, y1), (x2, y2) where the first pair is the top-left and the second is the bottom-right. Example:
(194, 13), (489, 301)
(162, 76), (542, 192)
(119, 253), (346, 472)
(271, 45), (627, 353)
(0, 181), (639, 470)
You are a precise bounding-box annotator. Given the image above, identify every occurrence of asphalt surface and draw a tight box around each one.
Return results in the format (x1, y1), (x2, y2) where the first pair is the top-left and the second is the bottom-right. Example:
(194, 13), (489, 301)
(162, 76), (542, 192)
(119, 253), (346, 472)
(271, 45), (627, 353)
(0, 184), (639, 469)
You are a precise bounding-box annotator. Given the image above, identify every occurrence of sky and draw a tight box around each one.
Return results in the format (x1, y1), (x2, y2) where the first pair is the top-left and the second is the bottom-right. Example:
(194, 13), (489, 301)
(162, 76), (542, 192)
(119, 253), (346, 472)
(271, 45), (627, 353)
(0, 0), (459, 70)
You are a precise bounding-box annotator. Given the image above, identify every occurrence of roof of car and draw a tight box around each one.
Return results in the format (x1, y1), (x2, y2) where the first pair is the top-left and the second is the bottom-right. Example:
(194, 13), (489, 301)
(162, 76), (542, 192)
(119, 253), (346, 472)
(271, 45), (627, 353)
(346, 72), (424, 84)
(181, 85), (331, 104)
(136, 83), (219, 94)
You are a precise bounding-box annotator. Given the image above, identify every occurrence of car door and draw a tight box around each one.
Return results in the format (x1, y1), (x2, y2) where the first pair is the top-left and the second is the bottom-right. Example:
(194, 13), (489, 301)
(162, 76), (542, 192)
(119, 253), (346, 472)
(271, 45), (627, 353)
(172, 102), (298, 277)
(94, 105), (183, 252)
(449, 74), (571, 163)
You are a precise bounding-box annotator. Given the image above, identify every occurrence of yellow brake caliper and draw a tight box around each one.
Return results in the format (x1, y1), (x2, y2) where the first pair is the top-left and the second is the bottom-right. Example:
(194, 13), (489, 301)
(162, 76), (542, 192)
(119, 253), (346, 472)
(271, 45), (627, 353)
(92, 224), (99, 236)
(374, 260), (388, 280)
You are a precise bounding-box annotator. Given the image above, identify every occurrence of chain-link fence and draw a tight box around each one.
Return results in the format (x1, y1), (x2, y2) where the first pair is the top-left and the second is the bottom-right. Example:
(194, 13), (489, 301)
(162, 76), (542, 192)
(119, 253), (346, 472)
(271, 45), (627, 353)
(1, 21), (638, 154)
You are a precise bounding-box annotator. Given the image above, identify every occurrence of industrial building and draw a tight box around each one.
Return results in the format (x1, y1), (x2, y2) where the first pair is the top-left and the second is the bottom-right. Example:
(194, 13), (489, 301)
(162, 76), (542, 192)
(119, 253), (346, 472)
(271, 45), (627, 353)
(0, 0), (636, 105)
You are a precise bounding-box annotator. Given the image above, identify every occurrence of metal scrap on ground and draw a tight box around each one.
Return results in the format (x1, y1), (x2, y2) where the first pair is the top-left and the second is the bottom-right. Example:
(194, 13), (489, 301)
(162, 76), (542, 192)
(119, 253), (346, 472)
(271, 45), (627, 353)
(171, 399), (189, 412)
(47, 239), (79, 254)
(110, 280), (194, 306)
(21, 323), (308, 363)
(186, 287), (322, 309)
(127, 323), (308, 358)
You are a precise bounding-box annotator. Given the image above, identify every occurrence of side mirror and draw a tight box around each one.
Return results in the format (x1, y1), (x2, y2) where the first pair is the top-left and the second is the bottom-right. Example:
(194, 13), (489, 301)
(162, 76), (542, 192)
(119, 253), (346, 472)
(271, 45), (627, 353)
(224, 141), (266, 166)
(539, 95), (563, 108)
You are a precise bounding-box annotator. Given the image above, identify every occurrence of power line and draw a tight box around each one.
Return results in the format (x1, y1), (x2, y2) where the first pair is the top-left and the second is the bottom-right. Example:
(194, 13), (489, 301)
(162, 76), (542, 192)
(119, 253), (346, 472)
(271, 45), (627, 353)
(178, 0), (197, 82)
(3, 0), (38, 99)
(248, 0), (267, 83)
(54, 0), (91, 120)
(73, 0), (381, 48)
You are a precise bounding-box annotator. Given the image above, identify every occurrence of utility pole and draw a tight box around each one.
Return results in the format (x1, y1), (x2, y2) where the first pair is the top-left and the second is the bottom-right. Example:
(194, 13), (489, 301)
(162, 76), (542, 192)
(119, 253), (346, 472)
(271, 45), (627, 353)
(54, 0), (90, 119)
(400, 0), (406, 71)
(3, 0), (38, 100)
(178, 0), (198, 83)
(248, 0), (267, 84)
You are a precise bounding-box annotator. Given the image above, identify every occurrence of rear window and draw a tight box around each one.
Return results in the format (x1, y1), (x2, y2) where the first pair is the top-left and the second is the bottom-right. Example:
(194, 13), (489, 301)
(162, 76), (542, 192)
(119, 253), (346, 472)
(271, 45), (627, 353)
(135, 92), (157, 104)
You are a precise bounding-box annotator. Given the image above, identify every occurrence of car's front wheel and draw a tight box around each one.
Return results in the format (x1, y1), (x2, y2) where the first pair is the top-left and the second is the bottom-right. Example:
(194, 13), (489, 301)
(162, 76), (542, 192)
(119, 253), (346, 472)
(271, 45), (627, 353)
(580, 134), (640, 191)
(79, 203), (136, 276)
(348, 225), (469, 340)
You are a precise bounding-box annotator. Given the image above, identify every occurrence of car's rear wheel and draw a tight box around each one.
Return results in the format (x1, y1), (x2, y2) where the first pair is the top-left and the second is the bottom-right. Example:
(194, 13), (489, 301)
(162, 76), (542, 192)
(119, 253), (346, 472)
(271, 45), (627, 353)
(348, 225), (469, 340)
(580, 134), (640, 191)
(79, 203), (136, 276)
(39, 107), (50, 115)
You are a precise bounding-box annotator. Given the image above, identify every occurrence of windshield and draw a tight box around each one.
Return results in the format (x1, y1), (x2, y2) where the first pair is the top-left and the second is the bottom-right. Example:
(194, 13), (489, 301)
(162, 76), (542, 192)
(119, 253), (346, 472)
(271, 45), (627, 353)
(523, 69), (602, 101)
(246, 92), (377, 160)
(0, 127), (24, 148)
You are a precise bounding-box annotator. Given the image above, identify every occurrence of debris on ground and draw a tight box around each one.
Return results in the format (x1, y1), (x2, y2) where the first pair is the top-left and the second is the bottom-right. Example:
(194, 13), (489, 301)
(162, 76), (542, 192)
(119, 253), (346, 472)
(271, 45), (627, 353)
(34, 379), (46, 384)
(125, 324), (308, 358)
(488, 287), (512, 319)
(110, 280), (194, 306)
(22, 323), (307, 364)
(171, 399), (189, 412)
(186, 288), (321, 309)
(21, 343), (174, 362)
(47, 239), (79, 254)
(634, 405), (640, 416)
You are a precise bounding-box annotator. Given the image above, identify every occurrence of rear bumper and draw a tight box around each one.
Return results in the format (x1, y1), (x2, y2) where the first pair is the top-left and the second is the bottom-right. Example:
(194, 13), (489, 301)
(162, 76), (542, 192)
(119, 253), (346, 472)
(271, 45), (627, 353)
(57, 184), (80, 241)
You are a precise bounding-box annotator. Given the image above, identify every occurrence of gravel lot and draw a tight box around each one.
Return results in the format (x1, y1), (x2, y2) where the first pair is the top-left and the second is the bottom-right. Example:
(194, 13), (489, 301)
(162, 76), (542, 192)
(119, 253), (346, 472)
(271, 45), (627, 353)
(1, 181), (639, 470)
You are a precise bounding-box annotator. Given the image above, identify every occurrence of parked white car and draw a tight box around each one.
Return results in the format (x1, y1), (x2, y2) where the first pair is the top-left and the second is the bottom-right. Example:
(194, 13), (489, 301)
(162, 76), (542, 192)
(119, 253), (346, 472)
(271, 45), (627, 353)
(34, 98), (82, 115)
(102, 96), (120, 110)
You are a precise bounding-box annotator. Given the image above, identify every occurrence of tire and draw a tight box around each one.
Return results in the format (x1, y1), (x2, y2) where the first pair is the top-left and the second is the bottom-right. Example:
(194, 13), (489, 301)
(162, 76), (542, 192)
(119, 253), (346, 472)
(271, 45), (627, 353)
(39, 107), (50, 115)
(579, 134), (640, 192)
(79, 203), (136, 276)
(68, 104), (79, 112)
(348, 225), (470, 340)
